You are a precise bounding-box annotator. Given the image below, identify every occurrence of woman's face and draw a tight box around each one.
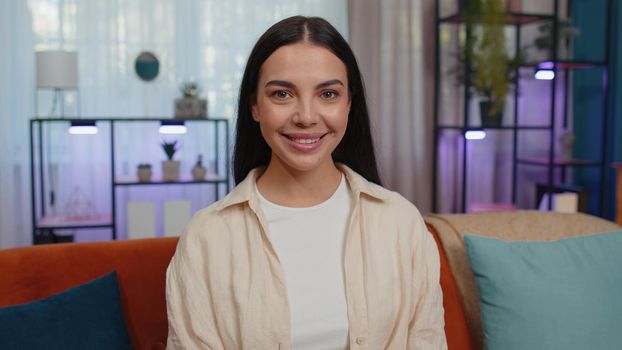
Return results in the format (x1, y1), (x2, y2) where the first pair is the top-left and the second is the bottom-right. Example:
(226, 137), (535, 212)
(252, 42), (350, 174)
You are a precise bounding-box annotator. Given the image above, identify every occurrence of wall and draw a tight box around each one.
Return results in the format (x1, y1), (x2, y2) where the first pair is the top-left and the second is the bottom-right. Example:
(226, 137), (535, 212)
(572, 0), (620, 219)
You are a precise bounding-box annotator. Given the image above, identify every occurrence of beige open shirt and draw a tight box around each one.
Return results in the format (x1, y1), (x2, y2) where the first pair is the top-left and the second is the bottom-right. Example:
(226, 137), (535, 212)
(166, 164), (447, 349)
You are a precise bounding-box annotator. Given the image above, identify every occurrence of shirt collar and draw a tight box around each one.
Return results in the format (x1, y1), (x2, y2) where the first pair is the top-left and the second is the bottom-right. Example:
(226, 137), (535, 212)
(214, 163), (388, 211)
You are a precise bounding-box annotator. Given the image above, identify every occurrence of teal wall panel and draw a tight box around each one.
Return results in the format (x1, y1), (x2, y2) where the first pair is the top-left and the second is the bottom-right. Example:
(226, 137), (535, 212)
(572, 0), (620, 219)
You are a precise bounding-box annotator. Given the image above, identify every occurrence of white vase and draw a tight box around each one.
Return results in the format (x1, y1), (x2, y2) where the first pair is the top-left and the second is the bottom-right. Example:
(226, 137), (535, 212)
(162, 160), (180, 181)
(191, 165), (206, 181)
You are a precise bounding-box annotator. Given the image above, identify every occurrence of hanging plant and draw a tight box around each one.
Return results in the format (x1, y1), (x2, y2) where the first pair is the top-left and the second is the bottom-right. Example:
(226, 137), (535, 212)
(449, 0), (526, 119)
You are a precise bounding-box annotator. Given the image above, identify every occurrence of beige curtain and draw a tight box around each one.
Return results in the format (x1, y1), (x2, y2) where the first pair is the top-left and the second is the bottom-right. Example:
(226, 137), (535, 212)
(348, 0), (436, 213)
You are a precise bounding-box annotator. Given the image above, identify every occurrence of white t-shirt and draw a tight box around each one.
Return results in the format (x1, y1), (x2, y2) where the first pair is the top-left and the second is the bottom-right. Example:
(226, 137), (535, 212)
(257, 175), (351, 350)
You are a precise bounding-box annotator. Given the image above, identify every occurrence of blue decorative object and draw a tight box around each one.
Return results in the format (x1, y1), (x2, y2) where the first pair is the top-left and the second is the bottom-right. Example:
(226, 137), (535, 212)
(0, 272), (132, 350)
(465, 230), (622, 350)
(135, 51), (159, 81)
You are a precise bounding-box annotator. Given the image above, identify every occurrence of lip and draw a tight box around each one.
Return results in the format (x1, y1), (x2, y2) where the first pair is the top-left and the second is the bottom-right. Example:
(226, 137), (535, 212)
(281, 132), (328, 153)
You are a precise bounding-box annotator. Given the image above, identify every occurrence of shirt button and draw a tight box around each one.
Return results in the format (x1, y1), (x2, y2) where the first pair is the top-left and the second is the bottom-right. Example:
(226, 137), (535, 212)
(355, 336), (366, 345)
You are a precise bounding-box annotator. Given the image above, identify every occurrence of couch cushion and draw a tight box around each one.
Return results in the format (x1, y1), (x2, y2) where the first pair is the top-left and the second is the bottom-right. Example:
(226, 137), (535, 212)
(465, 230), (622, 350)
(425, 211), (620, 349)
(0, 271), (131, 349)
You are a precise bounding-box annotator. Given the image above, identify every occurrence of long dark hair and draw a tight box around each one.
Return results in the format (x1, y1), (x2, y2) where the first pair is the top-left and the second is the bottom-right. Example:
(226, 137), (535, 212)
(233, 16), (381, 186)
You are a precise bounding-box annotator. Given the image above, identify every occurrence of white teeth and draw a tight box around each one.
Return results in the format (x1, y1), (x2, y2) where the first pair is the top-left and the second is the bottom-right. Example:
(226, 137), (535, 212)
(292, 138), (320, 144)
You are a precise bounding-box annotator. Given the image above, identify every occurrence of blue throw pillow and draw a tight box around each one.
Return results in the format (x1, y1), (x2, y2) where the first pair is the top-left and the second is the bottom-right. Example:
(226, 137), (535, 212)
(465, 230), (622, 350)
(0, 271), (132, 350)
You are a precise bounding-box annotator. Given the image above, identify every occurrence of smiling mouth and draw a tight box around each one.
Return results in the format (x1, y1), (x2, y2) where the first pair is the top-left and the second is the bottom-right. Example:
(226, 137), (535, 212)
(282, 133), (328, 144)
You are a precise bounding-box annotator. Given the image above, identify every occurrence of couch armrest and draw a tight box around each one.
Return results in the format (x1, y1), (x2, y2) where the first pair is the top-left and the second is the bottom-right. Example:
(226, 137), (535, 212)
(427, 224), (475, 350)
(425, 211), (621, 349)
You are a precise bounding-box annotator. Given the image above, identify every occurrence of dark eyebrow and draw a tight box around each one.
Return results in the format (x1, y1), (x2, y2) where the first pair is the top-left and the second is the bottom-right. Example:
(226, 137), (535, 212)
(316, 79), (344, 89)
(264, 79), (344, 90)
(265, 80), (295, 89)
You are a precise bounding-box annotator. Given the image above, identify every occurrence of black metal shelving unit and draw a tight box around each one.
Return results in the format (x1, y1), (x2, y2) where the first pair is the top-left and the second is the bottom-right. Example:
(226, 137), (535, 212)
(30, 117), (230, 244)
(432, 0), (612, 215)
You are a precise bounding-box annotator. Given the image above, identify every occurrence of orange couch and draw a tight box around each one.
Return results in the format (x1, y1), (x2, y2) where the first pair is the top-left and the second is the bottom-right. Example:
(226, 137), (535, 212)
(0, 237), (178, 350)
(0, 232), (473, 349)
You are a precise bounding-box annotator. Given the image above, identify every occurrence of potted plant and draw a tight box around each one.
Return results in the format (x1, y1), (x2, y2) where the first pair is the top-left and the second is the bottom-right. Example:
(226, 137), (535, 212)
(191, 154), (207, 181)
(452, 0), (525, 127)
(161, 140), (180, 181)
(174, 81), (207, 119)
(181, 82), (199, 98)
(137, 163), (152, 182)
(530, 19), (580, 61)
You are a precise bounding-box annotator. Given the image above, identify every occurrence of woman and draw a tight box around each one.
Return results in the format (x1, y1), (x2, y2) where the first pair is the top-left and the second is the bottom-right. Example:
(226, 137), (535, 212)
(166, 16), (447, 350)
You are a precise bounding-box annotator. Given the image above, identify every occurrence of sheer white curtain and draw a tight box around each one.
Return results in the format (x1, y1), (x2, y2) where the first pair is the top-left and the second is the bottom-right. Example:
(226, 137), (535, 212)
(0, 0), (34, 248)
(29, 0), (348, 117)
(348, 0), (436, 212)
(0, 0), (347, 248)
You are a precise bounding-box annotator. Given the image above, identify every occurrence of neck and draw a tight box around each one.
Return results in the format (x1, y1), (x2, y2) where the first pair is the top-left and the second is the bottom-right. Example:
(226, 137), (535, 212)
(256, 157), (342, 208)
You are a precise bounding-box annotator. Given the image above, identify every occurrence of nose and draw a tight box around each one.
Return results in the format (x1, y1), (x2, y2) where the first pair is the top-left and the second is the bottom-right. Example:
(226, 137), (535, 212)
(292, 99), (318, 127)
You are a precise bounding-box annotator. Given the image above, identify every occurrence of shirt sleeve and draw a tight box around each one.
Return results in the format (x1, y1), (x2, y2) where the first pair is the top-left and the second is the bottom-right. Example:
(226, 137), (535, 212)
(165, 225), (222, 350)
(407, 215), (448, 350)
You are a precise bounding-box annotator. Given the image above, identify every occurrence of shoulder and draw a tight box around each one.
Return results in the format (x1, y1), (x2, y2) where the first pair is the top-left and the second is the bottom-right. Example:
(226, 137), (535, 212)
(175, 196), (243, 253)
(171, 197), (254, 274)
(173, 202), (218, 252)
(363, 183), (424, 225)
(184, 201), (224, 234)
(340, 164), (422, 220)
(359, 184), (433, 247)
(182, 176), (255, 237)
(175, 169), (263, 254)
(376, 184), (416, 209)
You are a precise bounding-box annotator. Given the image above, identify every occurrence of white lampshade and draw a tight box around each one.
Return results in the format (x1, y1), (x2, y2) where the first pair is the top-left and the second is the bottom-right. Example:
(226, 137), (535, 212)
(36, 50), (78, 88)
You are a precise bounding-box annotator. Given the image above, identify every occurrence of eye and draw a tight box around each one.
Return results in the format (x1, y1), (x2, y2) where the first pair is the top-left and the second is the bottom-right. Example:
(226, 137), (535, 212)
(271, 90), (292, 100)
(320, 90), (339, 100)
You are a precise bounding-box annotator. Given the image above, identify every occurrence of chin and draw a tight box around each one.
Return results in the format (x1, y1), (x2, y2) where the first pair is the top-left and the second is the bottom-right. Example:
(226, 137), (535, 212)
(284, 160), (326, 173)
(276, 153), (332, 173)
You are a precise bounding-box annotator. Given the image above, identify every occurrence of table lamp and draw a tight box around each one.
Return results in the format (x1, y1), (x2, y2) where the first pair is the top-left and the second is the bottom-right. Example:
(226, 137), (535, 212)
(36, 50), (78, 117)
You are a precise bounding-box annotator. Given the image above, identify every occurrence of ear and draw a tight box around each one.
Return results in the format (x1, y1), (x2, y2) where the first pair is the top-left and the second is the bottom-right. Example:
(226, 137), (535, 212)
(251, 104), (259, 122)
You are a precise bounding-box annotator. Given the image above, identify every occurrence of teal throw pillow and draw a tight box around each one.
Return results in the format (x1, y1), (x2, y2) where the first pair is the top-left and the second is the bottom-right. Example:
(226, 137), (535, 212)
(0, 271), (132, 350)
(464, 230), (622, 350)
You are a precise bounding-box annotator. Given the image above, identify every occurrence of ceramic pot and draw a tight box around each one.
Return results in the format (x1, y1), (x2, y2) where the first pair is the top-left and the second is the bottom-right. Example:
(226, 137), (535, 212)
(479, 100), (503, 128)
(162, 160), (180, 181)
(137, 167), (152, 182)
(192, 165), (206, 181)
(174, 97), (207, 119)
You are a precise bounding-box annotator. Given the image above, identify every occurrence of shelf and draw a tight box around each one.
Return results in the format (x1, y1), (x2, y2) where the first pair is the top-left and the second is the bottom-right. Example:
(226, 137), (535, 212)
(439, 12), (552, 25)
(114, 174), (228, 186)
(521, 60), (608, 70)
(37, 214), (113, 229)
(31, 117), (229, 122)
(437, 125), (551, 130)
(31, 116), (231, 242)
(517, 157), (601, 167)
(432, 0), (611, 216)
